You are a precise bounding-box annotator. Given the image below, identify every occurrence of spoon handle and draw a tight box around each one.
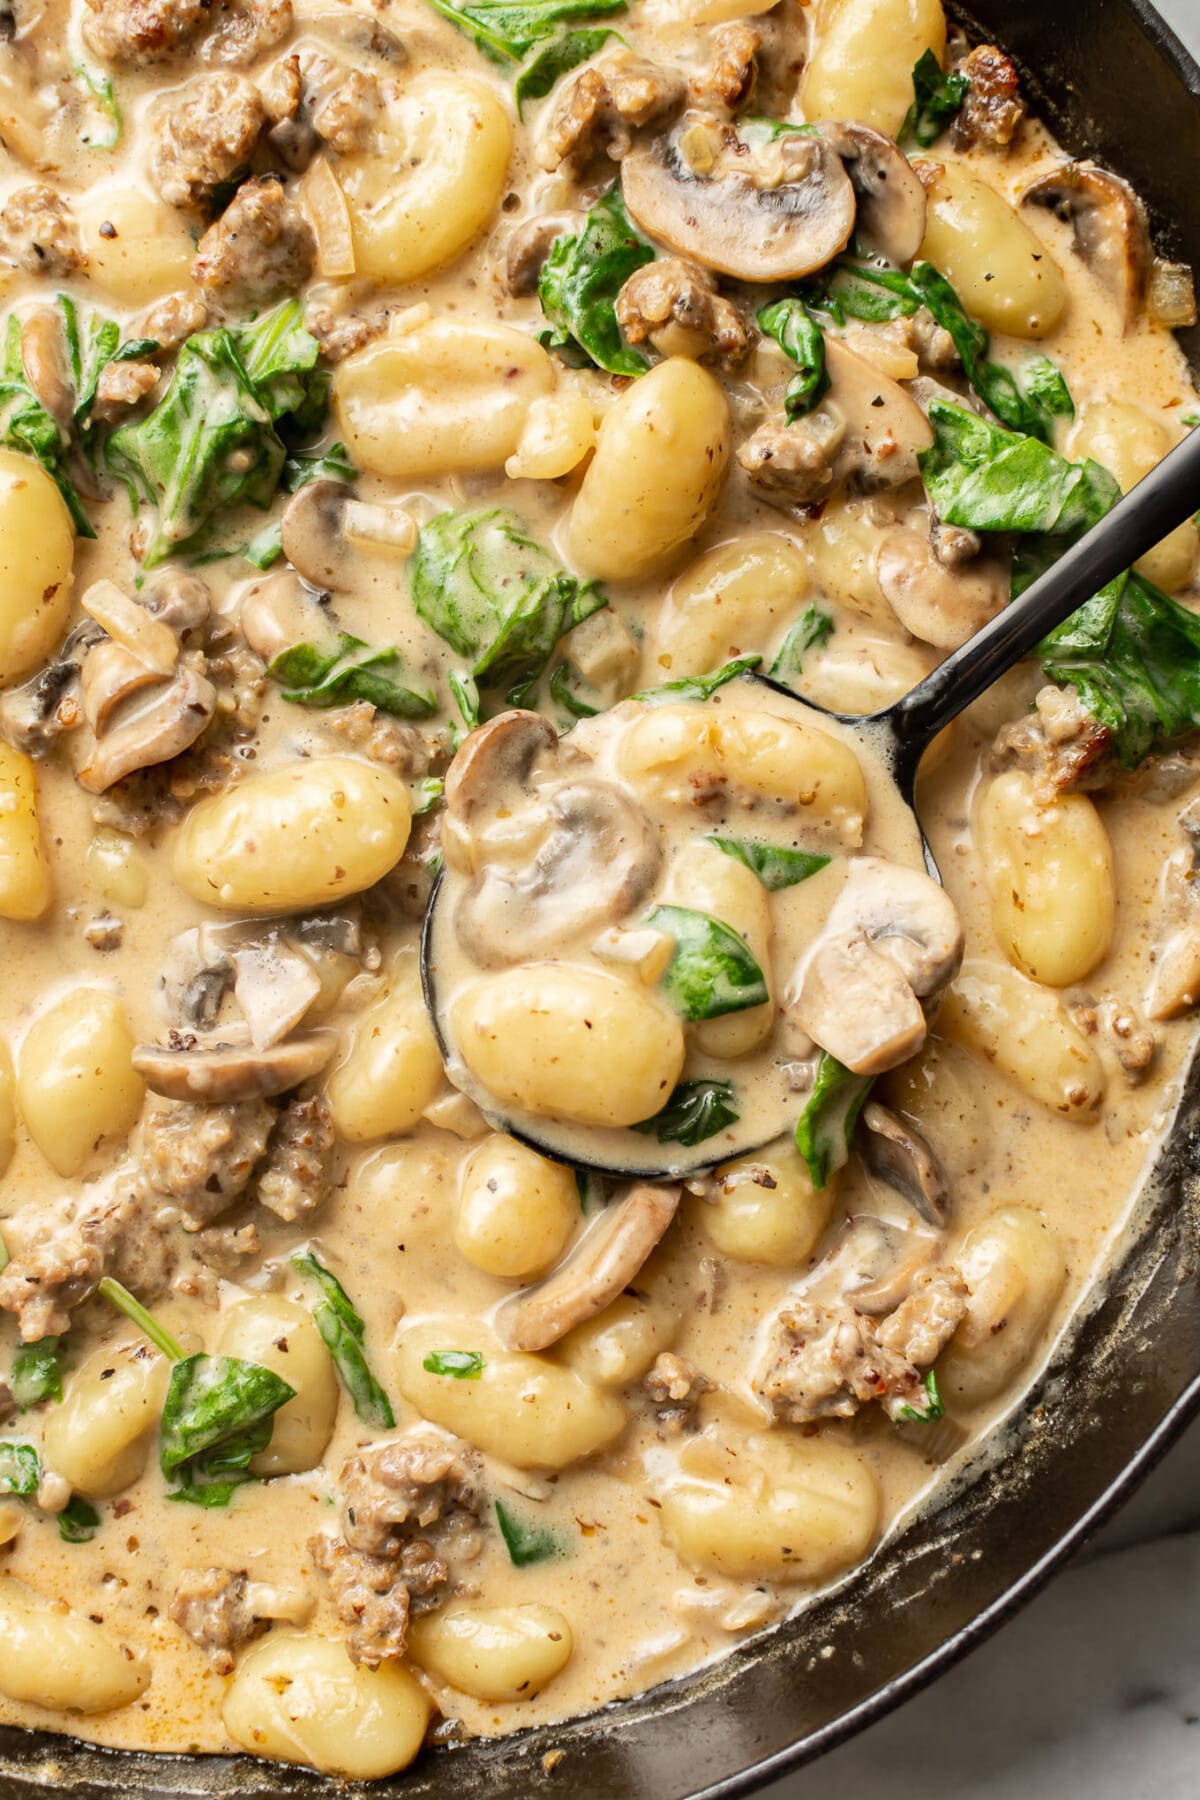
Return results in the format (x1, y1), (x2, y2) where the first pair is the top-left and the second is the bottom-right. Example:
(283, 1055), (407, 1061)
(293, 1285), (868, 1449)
(886, 424), (1200, 766)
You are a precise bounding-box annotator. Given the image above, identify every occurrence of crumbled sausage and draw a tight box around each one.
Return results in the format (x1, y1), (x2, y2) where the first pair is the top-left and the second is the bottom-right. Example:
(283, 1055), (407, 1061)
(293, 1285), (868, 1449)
(90, 359), (160, 422)
(256, 1094), (334, 1223)
(262, 50), (382, 167)
(0, 1187), (173, 1341)
(135, 291), (210, 352)
(953, 44), (1025, 151)
(0, 185), (85, 276)
(615, 257), (749, 366)
(691, 21), (760, 113)
(1070, 996), (1157, 1082)
(643, 1351), (710, 1432)
(193, 1220), (261, 1275)
(202, 0), (293, 67)
(990, 683), (1116, 800)
(169, 1569), (258, 1674)
(82, 0), (211, 65)
(193, 176), (316, 311)
(537, 52), (685, 172)
(303, 303), (385, 364)
(307, 1538), (420, 1669)
(151, 75), (267, 215)
(327, 702), (449, 777)
(340, 1428), (482, 1558)
(143, 1099), (275, 1228)
(736, 409), (846, 504)
(756, 1267), (966, 1424)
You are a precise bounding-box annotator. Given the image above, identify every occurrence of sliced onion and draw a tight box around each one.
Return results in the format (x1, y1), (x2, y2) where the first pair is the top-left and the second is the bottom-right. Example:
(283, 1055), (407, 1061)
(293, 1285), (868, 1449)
(1148, 256), (1197, 328)
(301, 155), (357, 281)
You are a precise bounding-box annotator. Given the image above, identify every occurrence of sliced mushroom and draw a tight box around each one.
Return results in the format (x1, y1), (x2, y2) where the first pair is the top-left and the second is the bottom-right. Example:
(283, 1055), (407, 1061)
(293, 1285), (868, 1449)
(239, 571), (329, 664)
(280, 480), (417, 590)
(75, 660), (217, 795)
(621, 111), (856, 282)
(875, 527), (1010, 650)
(791, 856), (963, 1075)
(20, 305), (72, 430)
(1022, 161), (1150, 329)
(441, 710), (559, 873)
(814, 122), (927, 266)
(162, 917), (357, 1046)
(800, 1214), (938, 1316)
(132, 1030), (336, 1103)
(80, 640), (165, 736)
(859, 1101), (949, 1226)
(497, 1182), (681, 1352)
(505, 210), (583, 298)
(140, 568), (212, 642)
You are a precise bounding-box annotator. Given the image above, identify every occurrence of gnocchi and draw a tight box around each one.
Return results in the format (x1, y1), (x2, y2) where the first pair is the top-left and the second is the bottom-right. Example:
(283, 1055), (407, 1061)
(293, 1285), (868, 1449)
(940, 959), (1106, 1118)
(0, 743), (51, 921)
(17, 988), (144, 1176)
(455, 1134), (578, 1279)
(1070, 400), (1197, 591)
(326, 961), (444, 1142)
(647, 535), (809, 682)
(216, 1297), (339, 1477)
(700, 1141), (838, 1266)
(41, 1340), (170, 1497)
(0, 1577), (149, 1713)
(940, 1207), (1068, 1407)
(802, 0), (946, 137)
(0, 449), (74, 689)
(919, 161), (1068, 338)
(76, 186), (197, 303)
(408, 1605), (573, 1702)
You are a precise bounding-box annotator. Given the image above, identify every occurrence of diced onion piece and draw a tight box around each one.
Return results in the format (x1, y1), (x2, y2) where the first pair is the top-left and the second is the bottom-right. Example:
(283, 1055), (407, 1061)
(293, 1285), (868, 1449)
(1147, 257), (1197, 328)
(341, 499), (419, 557)
(82, 580), (178, 676)
(302, 157), (357, 281)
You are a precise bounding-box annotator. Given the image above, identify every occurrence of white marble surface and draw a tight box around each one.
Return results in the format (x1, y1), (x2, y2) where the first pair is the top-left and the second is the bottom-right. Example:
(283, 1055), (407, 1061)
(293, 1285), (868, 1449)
(768, 3), (1200, 1793)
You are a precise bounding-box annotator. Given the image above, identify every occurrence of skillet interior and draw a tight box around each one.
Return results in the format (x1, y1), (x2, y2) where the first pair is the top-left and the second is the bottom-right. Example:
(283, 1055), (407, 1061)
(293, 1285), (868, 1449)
(2, 2), (1200, 1795)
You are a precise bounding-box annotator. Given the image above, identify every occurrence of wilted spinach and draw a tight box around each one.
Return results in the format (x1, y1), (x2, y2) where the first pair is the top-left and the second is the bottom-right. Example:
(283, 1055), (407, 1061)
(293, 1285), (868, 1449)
(900, 49), (968, 147)
(632, 1079), (740, 1146)
(794, 1052), (874, 1189)
(422, 1350), (486, 1379)
(769, 606), (834, 684)
(58, 1494), (101, 1543)
(707, 836), (830, 891)
(292, 1250), (395, 1430)
(757, 298), (830, 419)
(893, 1368), (945, 1424)
(538, 185), (655, 376)
(515, 27), (620, 111)
(11, 1337), (63, 1411)
(160, 1354), (296, 1507)
(421, 0), (624, 64)
(268, 634), (437, 719)
(495, 1498), (560, 1565)
(647, 905), (768, 1021)
(412, 508), (606, 703)
(0, 315), (93, 534)
(632, 655), (760, 705)
(0, 1441), (40, 1497)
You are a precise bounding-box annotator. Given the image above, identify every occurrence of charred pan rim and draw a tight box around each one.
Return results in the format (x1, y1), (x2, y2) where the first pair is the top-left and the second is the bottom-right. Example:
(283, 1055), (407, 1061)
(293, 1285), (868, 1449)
(4, 2), (1200, 1796)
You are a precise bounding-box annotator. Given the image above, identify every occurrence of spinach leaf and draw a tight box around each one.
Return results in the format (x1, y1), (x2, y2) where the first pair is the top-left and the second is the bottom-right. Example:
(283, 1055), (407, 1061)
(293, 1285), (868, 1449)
(0, 316), (93, 534)
(58, 1494), (101, 1542)
(495, 1498), (559, 1565)
(11, 1337), (62, 1411)
(268, 633), (438, 720)
(647, 905), (768, 1020)
(795, 1052), (874, 1189)
(413, 508), (606, 702)
(515, 27), (620, 112)
(803, 259), (925, 327)
(548, 660), (601, 718)
(449, 668), (482, 730)
(632, 1078), (739, 1146)
(423, 1350), (485, 1379)
(893, 1368), (945, 1424)
(918, 398), (1121, 536)
(98, 1276), (186, 1362)
(423, 0), (624, 63)
(707, 836), (830, 891)
(76, 63), (122, 148)
(0, 1442), (39, 1497)
(632, 654), (760, 705)
(538, 185), (654, 377)
(900, 49), (968, 147)
(412, 775), (444, 815)
(107, 301), (326, 568)
(1022, 355), (1075, 429)
(757, 298), (830, 419)
(292, 1250), (395, 1430)
(769, 605), (834, 684)
(160, 1353), (295, 1506)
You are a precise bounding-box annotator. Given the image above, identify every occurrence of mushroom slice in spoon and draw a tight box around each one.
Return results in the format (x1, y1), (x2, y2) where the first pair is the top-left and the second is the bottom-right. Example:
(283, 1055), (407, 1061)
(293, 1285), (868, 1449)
(1021, 161), (1150, 329)
(621, 112), (856, 282)
(859, 1102), (949, 1227)
(133, 1030), (336, 1103)
(497, 1182), (681, 1352)
(814, 121), (927, 266)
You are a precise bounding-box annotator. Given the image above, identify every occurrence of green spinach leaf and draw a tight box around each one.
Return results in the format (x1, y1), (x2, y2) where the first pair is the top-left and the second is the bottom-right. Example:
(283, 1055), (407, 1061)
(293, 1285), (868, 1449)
(160, 1353), (295, 1506)
(292, 1250), (395, 1430)
(58, 1494), (101, 1542)
(647, 905), (768, 1020)
(795, 1052), (874, 1189)
(900, 49), (968, 147)
(495, 1498), (559, 1565)
(632, 655), (760, 705)
(893, 1368), (945, 1424)
(0, 316), (93, 534)
(757, 298), (830, 419)
(538, 185), (654, 376)
(632, 1078), (739, 1146)
(0, 1442), (39, 1497)
(707, 836), (830, 890)
(268, 633), (438, 719)
(423, 1350), (485, 1379)
(413, 508), (606, 702)
(11, 1337), (62, 1411)
(422, 0), (625, 63)
(769, 606), (834, 684)
(515, 27), (620, 112)
(76, 64), (122, 148)
(548, 660), (602, 718)
(918, 398), (1121, 535)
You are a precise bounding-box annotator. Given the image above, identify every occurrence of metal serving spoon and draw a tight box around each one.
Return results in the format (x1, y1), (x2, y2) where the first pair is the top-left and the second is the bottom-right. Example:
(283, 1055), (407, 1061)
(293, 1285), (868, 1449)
(422, 427), (1200, 1179)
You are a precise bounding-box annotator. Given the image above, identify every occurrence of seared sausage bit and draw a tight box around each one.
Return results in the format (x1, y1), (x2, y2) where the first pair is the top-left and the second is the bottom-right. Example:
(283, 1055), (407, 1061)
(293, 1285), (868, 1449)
(0, 185), (85, 277)
(952, 44), (1025, 150)
(193, 175), (316, 312)
(142, 1098), (276, 1226)
(615, 257), (749, 367)
(170, 1568), (312, 1675)
(201, 0), (294, 68)
(151, 75), (267, 215)
(338, 1428), (482, 1559)
(691, 21), (761, 113)
(990, 684), (1115, 802)
(537, 51), (687, 172)
(82, 0), (212, 65)
(255, 1093), (334, 1223)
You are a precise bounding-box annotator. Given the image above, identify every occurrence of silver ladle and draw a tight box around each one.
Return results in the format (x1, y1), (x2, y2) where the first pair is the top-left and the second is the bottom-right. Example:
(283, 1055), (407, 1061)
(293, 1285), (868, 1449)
(422, 428), (1200, 1178)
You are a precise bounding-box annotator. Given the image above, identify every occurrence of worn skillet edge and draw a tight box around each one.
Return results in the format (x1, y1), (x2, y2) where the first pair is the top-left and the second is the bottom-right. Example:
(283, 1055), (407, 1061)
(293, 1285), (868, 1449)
(3, 2), (1200, 1797)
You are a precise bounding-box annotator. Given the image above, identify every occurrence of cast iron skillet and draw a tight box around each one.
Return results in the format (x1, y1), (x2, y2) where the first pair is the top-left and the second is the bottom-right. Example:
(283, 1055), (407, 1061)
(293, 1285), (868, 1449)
(4, 4), (1200, 1796)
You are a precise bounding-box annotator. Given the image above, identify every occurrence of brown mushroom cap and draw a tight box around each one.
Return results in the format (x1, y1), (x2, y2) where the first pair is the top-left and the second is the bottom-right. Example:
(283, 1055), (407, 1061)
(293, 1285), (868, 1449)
(505, 210), (584, 297)
(497, 1182), (681, 1351)
(621, 113), (857, 282)
(860, 1101), (949, 1226)
(814, 121), (927, 266)
(132, 1030), (336, 1103)
(1022, 160), (1150, 327)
